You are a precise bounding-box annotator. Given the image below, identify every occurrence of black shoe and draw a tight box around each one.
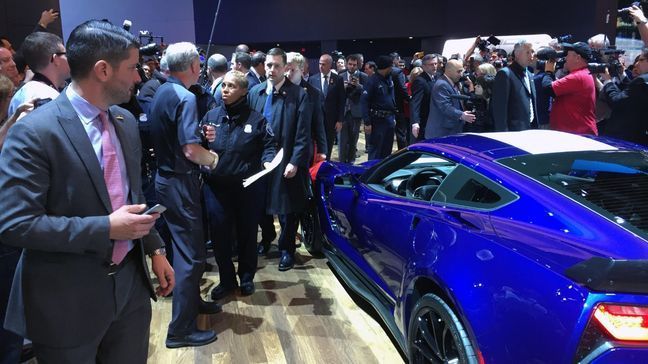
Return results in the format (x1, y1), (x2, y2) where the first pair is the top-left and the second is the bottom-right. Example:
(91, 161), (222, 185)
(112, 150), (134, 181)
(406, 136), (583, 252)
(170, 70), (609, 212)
(240, 281), (255, 296)
(198, 298), (223, 314)
(257, 241), (271, 255)
(166, 329), (217, 349)
(278, 252), (294, 271)
(210, 283), (237, 301)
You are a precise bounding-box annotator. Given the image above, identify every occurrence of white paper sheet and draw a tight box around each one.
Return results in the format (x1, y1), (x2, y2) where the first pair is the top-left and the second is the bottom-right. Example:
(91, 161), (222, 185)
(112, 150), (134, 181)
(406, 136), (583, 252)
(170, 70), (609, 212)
(242, 148), (284, 188)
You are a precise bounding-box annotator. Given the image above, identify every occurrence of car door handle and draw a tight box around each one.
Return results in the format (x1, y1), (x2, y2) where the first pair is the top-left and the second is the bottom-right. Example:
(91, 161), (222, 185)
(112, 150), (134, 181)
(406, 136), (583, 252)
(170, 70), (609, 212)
(443, 211), (480, 230)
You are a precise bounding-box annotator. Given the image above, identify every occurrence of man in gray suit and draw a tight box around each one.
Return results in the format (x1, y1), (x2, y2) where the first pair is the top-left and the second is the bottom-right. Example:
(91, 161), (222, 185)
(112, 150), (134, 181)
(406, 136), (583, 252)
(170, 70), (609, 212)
(0, 20), (174, 363)
(425, 59), (476, 138)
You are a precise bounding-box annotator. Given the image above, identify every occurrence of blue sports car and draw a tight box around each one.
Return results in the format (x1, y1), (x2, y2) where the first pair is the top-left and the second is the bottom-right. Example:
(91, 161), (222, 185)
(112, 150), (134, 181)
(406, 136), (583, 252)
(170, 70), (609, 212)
(308, 130), (648, 363)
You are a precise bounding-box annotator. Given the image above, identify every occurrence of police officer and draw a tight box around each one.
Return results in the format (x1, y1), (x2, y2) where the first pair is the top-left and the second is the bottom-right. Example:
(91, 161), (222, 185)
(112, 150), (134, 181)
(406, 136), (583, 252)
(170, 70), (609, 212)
(361, 55), (397, 160)
(202, 71), (276, 299)
(149, 42), (221, 349)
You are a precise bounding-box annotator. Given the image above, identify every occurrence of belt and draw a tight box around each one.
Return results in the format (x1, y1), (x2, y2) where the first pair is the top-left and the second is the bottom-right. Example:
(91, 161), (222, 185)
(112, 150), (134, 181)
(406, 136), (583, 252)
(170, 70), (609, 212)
(369, 109), (395, 118)
(107, 248), (139, 276)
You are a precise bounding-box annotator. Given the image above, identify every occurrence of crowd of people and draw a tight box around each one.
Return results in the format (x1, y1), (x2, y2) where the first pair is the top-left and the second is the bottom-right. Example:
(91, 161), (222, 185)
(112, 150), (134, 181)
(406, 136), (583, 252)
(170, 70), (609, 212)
(0, 4), (648, 363)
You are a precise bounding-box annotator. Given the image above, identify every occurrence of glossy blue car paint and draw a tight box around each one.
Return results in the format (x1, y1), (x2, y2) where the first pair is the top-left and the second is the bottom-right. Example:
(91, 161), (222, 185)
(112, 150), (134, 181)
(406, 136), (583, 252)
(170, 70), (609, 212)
(315, 131), (648, 363)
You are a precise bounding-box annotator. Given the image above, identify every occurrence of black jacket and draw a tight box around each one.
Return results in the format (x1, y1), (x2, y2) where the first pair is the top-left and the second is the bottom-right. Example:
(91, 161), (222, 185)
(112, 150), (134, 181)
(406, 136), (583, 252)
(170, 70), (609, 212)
(202, 97), (276, 184)
(248, 79), (312, 214)
(601, 74), (648, 146)
(491, 62), (538, 131)
(410, 71), (435, 130)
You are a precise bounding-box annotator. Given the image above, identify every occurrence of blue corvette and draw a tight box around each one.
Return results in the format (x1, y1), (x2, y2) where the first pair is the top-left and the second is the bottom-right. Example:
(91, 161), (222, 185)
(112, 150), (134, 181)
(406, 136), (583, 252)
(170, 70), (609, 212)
(307, 130), (648, 363)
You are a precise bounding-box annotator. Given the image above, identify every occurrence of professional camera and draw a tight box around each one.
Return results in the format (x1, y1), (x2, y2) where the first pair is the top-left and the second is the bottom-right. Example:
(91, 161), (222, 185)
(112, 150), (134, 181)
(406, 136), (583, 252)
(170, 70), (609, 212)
(476, 35), (501, 52)
(139, 43), (161, 56)
(536, 47), (566, 71)
(588, 48), (626, 76)
(331, 50), (344, 62)
(556, 34), (574, 43)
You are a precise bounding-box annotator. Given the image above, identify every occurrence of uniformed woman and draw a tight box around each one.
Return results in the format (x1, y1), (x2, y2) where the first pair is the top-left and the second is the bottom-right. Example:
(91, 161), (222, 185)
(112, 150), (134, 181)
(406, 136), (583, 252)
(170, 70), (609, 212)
(202, 70), (276, 299)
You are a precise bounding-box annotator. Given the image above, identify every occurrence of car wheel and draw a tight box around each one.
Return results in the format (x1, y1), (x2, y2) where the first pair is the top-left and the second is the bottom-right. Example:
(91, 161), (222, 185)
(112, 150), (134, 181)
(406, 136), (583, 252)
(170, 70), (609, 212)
(300, 198), (323, 256)
(408, 293), (478, 364)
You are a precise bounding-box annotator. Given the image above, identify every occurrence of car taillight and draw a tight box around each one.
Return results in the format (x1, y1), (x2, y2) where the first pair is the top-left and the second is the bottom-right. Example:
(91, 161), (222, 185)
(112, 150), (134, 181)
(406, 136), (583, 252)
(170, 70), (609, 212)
(574, 303), (648, 362)
(593, 304), (648, 342)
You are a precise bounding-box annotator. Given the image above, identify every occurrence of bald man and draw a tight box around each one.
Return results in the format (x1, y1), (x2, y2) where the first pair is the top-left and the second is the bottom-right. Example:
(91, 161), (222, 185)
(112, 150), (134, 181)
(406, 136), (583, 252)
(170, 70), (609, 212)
(425, 59), (475, 138)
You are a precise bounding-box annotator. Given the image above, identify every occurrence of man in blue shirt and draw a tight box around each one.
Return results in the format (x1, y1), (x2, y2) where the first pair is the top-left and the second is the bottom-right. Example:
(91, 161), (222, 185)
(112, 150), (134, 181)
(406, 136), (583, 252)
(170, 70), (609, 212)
(149, 42), (221, 349)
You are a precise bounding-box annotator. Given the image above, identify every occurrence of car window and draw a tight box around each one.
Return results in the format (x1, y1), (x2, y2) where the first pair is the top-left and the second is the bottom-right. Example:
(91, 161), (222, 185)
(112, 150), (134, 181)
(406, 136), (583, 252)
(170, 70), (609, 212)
(431, 164), (518, 210)
(498, 150), (648, 238)
(364, 151), (458, 201)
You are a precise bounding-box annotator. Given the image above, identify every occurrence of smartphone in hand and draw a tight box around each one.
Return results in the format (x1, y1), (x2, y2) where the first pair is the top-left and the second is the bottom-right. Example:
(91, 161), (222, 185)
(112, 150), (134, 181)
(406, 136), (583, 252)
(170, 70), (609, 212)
(141, 204), (167, 215)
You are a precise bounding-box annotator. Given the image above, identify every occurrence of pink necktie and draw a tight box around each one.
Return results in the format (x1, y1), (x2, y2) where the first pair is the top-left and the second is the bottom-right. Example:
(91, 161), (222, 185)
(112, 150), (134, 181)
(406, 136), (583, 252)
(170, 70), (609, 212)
(99, 111), (128, 264)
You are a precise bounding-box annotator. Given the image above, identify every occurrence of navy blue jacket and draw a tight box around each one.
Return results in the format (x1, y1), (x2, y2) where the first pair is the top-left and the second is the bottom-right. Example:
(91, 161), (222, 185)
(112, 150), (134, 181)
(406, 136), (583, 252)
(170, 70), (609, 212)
(201, 98), (276, 184)
(410, 71), (435, 129)
(491, 63), (538, 131)
(248, 79), (312, 214)
(361, 73), (396, 126)
(339, 70), (369, 119)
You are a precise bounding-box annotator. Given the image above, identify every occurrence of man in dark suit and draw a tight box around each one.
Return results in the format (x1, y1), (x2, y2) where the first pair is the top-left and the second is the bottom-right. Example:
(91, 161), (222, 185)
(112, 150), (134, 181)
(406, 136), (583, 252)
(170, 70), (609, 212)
(308, 53), (345, 160)
(249, 48), (311, 271)
(287, 51), (328, 163)
(600, 48), (648, 146)
(411, 54), (439, 141)
(338, 54), (368, 163)
(425, 59), (476, 138)
(0, 20), (174, 363)
(491, 40), (538, 131)
(390, 52), (410, 149)
(248, 51), (267, 89)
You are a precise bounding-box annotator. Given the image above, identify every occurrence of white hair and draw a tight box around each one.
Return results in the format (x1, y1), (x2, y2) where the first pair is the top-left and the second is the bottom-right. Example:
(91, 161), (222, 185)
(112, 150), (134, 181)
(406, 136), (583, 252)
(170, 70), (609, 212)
(286, 52), (305, 71)
(164, 42), (199, 72)
(513, 40), (533, 58)
(159, 55), (169, 72)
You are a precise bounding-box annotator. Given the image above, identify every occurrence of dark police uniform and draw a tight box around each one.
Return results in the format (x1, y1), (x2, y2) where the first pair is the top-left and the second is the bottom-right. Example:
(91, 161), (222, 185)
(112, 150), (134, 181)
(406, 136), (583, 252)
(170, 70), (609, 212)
(248, 79), (311, 267)
(149, 76), (205, 337)
(361, 73), (397, 160)
(201, 98), (275, 288)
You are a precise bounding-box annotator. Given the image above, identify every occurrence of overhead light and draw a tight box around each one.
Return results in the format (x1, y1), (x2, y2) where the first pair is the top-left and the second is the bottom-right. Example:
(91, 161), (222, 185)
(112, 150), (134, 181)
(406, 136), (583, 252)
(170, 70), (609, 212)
(276, 43), (280, 46)
(369, 40), (373, 44)
(409, 36), (414, 39)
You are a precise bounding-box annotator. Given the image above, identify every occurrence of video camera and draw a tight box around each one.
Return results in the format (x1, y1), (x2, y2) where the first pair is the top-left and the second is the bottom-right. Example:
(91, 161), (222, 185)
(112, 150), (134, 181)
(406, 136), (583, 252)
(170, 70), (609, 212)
(476, 35), (501, 53)
(588, 47), (626, 77)
(450, 94), (489, 119)
(536, 47), (566, 71)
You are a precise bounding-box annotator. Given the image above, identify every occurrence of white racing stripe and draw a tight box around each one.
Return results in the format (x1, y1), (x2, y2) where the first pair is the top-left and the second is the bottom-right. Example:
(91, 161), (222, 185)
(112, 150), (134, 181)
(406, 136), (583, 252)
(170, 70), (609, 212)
(469, 130), (618, 155)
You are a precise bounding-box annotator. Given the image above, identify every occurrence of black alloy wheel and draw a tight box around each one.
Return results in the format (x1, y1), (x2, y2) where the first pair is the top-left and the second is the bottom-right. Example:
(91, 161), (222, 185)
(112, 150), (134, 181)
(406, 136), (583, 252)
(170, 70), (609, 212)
(408, 293), (478, 364)
(299, 197), (323, 256)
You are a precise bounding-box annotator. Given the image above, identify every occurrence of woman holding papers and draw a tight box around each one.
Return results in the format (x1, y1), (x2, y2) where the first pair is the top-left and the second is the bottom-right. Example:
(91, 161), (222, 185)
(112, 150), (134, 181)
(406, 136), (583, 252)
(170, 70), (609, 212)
(201, 70), (276, 299)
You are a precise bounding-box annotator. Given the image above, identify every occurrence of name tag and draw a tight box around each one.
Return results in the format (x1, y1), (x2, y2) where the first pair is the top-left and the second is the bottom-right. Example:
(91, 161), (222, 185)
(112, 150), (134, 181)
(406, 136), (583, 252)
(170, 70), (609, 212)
(244, 124), (252, 133)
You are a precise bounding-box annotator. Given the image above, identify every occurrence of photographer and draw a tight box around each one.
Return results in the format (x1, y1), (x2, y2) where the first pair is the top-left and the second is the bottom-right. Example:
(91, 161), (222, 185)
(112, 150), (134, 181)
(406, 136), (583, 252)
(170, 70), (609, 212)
(541, 42), (597, 135)
(627, 4), (648, 46)
(599, 48), (648, 146)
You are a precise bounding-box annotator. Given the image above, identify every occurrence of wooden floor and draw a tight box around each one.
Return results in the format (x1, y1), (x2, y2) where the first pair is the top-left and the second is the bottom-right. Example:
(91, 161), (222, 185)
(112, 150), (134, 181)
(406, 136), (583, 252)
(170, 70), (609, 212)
(147, 246), (404, 364)
(147, 139), (405, 363)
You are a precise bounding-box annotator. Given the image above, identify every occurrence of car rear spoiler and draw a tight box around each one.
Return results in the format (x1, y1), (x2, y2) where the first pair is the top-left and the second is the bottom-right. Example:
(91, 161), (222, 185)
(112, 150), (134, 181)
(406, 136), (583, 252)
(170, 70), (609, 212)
(565, 257), (648, 294)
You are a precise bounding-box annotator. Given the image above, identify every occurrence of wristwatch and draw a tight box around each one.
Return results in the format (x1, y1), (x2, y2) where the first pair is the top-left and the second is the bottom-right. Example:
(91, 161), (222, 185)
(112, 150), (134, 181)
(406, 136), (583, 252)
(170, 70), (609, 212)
(148, 247), (166, 257)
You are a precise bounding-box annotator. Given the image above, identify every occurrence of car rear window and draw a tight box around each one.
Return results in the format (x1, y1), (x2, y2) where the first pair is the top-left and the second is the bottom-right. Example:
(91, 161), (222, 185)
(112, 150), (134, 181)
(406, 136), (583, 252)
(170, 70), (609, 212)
(497, 150), (648, 237)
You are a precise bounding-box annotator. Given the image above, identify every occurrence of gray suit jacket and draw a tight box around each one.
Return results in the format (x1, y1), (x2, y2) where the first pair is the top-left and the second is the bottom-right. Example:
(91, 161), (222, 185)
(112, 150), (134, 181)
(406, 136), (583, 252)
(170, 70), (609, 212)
(0, 91), (163, 347)
(425, 76), (464, 138)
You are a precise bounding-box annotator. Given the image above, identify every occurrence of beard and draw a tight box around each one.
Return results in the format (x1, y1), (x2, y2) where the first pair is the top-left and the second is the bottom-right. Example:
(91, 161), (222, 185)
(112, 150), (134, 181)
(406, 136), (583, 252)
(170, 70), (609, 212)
(105, 82), (132, 105)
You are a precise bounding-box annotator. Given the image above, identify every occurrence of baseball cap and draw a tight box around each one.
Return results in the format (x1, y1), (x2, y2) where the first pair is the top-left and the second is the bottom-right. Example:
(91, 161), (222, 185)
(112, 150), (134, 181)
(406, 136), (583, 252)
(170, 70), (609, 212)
(562, 42), (592, 60)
